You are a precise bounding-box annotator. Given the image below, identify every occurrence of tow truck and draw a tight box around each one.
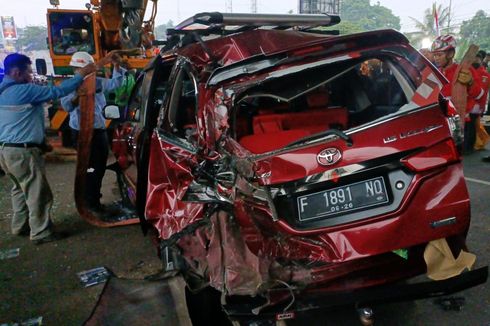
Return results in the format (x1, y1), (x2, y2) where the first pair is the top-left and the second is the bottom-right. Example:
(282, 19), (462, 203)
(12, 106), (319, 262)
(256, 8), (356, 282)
(37, 0), (158, 146)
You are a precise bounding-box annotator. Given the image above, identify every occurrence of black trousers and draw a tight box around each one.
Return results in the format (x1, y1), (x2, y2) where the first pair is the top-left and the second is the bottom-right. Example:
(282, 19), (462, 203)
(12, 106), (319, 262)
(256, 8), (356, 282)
(72, 129), (109, 207)
(464, 114), (479, 153)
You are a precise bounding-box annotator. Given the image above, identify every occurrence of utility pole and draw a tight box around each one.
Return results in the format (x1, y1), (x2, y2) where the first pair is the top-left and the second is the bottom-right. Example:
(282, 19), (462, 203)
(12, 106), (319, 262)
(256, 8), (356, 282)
(176, 0), (181, 22)
(251, 0), (257, 13)
(447, 0), (452, 30)
(225, 0), (233, 13)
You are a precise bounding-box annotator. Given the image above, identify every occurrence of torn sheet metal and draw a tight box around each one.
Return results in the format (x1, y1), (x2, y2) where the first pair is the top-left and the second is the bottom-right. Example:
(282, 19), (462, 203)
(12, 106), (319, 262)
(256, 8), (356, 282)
(145, 133), (204, 240)
(98, 24), (484, 311)
(175, 205), (430, 298)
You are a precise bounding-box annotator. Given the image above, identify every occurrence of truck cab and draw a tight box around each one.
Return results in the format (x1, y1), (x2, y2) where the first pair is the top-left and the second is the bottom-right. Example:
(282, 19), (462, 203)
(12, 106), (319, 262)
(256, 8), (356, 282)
(47, 9), (101, 75)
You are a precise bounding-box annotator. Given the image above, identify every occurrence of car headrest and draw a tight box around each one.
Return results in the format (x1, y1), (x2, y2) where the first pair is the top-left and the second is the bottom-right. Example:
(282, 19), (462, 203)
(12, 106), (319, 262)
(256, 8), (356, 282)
(306, 92), (329, 108)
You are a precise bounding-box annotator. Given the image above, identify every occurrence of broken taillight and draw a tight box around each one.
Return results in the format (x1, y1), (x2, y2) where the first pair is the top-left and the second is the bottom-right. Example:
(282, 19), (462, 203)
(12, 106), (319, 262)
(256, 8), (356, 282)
(440, 94), (463, 149)
(401, 139), (460, 172)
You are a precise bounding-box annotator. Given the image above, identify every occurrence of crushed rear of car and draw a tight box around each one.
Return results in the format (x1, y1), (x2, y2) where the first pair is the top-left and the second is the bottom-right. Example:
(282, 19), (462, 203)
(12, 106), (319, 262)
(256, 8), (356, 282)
(108, 13), (488, 323)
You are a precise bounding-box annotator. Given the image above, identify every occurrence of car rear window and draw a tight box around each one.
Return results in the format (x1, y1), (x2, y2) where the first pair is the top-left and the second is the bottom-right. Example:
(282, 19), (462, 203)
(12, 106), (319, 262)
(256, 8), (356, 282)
(231, 50), (441, 154)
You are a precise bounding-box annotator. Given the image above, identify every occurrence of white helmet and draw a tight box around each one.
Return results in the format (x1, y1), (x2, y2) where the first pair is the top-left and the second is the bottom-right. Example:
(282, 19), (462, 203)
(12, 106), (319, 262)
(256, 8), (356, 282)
(69, 51), (94, 67)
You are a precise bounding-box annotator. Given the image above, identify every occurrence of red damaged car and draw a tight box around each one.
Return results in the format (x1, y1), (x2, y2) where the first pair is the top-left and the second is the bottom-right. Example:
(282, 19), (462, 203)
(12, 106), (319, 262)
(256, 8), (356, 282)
(94, 12), (487, 324)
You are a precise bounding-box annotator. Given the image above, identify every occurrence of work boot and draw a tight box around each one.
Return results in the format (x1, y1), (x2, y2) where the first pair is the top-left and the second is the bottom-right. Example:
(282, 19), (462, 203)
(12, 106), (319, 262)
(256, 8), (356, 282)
(87, 202), (107, 214)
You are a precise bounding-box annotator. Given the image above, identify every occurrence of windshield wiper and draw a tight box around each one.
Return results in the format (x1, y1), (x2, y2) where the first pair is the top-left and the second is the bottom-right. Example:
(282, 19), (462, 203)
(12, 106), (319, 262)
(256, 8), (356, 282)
(286, 129), (353, 147)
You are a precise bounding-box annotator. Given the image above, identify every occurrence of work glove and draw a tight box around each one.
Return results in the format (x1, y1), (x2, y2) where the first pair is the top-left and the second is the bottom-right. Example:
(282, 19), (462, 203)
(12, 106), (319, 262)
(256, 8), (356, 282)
(457, 68), (473, 85)
(79, 63), (96, 77)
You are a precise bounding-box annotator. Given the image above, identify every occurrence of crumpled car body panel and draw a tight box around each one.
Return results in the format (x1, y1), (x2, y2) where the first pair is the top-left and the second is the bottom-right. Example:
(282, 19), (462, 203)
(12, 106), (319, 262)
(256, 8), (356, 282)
(106, 27), (482, 310)
(145, 133), (204, 240)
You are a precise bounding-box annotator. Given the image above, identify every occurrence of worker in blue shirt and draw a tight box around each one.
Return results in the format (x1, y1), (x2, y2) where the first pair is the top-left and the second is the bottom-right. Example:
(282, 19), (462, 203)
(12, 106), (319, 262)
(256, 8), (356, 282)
(0, 53), (95, 245)
(61, 51), (126, 213)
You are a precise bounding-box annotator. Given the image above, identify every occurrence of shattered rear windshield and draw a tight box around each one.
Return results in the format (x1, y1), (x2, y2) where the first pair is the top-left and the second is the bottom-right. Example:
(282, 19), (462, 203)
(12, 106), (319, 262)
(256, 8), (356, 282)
(231, 49), (441, 154)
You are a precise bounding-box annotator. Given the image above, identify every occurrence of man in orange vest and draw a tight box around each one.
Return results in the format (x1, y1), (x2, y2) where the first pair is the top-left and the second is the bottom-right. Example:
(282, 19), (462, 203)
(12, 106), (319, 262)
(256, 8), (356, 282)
(473, 50), (490, 113)
(431, 35), (485, 153)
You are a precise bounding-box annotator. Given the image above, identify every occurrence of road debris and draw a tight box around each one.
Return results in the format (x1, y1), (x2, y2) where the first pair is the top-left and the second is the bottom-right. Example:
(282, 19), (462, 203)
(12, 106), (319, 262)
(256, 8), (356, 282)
(434, 296), (466, 311)
(0, 248), (19, 260)
(77, 267), (112, 287)
(0, 316), (43, 326)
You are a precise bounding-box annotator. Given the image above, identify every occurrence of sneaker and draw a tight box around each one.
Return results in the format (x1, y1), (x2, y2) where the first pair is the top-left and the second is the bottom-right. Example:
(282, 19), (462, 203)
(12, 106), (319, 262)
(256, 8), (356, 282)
(32, 232), (67, 245)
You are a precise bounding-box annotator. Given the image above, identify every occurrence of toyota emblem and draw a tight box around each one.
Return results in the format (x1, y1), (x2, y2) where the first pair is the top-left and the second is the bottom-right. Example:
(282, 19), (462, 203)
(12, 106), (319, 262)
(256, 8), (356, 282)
(317, 148), (342, 166)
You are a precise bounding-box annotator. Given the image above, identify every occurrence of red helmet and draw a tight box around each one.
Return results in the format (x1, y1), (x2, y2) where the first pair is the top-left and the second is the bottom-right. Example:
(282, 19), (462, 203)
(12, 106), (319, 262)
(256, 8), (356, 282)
(431, 35), (456, 52)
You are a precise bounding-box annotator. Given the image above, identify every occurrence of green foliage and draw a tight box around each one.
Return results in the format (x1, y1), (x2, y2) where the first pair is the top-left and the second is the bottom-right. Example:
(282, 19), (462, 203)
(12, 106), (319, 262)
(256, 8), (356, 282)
(154, 20), (175, 39)
(405, 3), (452, 48)
(460, 10), (490, 52)
(16, 26), (48, 51)
(454, 37), (470, 63)
(339, 0), (401, 33)
(334, 21), (365, 35)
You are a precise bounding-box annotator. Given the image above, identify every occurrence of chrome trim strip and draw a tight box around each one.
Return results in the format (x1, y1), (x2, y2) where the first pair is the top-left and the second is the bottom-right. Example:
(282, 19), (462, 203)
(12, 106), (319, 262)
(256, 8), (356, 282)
(430, 217), (457, 228)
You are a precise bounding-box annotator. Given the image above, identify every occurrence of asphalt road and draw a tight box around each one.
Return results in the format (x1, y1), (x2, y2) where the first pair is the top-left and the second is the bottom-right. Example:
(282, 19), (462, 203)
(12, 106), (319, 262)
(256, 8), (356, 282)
(0, 150), (489, 325)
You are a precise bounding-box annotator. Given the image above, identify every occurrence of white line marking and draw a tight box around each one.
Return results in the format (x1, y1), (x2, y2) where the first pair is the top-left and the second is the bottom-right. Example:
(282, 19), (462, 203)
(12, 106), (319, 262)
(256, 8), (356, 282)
(465, 177), (490, 186)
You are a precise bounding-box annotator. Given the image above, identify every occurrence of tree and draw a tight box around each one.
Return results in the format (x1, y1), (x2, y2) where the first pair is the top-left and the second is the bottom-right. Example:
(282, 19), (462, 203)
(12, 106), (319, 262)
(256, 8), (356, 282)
(405, 3), (452, 48)
(340, 0), (401, 32)
(459, 10), (490, 52)
(334, 21), (365, 35)
(16, 26), (48, 51)
(154, 20), (174, 39)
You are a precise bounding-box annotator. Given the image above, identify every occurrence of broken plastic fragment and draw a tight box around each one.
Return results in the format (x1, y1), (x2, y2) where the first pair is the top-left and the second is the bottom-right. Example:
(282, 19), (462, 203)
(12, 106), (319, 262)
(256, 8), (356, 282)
(392, 249), (408, 260)
(0, 248), (20, 260)
(77, 267), (112, 287)
(434, 296), (466, 311)
(0, 316), (43, 326)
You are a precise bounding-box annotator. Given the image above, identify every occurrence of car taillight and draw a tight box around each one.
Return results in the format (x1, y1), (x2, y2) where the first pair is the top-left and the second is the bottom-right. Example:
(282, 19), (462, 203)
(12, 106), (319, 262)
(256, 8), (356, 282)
(440, 94), (463, 151)
(401, 139), (460, 172)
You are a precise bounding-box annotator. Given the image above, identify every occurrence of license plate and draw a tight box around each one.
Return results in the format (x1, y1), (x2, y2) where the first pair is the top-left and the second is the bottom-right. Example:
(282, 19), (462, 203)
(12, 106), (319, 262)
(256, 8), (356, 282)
(297, 177), (389, 221)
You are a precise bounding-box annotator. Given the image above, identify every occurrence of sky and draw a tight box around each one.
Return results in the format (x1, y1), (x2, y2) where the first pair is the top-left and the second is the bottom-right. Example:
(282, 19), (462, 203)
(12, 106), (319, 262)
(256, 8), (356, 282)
(0, 0), (489, 33)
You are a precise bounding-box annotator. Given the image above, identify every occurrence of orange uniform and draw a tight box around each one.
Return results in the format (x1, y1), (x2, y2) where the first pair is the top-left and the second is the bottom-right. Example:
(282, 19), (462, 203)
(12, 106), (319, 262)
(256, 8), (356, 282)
(476, 65), (490, 114)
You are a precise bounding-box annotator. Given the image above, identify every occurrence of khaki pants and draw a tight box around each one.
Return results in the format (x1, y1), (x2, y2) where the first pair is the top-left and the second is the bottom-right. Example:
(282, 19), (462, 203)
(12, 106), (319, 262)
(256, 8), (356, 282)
(0, 146), (53, 240)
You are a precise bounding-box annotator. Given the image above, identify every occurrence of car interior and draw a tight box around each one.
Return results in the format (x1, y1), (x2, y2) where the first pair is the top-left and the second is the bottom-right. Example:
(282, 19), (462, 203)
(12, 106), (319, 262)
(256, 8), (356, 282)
(233, 57), (410, 154)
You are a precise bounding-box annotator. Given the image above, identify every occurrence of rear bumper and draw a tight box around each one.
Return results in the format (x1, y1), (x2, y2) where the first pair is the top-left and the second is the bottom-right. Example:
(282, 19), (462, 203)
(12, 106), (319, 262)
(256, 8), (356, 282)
(224, 266), (488, 321)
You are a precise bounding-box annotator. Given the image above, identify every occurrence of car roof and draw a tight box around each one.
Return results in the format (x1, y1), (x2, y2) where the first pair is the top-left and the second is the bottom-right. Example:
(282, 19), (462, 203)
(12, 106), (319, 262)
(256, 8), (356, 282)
(172, 28), (409, 72)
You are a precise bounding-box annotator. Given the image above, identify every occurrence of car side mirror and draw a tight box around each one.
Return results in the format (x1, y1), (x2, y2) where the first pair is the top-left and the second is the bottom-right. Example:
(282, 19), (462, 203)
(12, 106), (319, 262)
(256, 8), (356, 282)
(104, 105), (120, 119)
(35, 59), (47, 76)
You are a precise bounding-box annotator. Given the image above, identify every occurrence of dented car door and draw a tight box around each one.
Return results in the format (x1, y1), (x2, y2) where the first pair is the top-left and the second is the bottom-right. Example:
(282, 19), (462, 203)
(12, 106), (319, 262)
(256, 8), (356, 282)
(145, 61), (206, 239)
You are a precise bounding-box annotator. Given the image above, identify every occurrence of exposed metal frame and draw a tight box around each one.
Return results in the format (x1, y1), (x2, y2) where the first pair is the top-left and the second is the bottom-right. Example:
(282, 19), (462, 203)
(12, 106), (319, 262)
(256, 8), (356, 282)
(173, 12), (340, 31)
(223, 267), (488, 321)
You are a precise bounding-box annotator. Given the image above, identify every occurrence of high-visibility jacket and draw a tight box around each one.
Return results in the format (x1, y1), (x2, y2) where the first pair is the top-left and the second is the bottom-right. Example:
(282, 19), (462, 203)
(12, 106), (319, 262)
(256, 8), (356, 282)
(476, 65), (490, 114)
